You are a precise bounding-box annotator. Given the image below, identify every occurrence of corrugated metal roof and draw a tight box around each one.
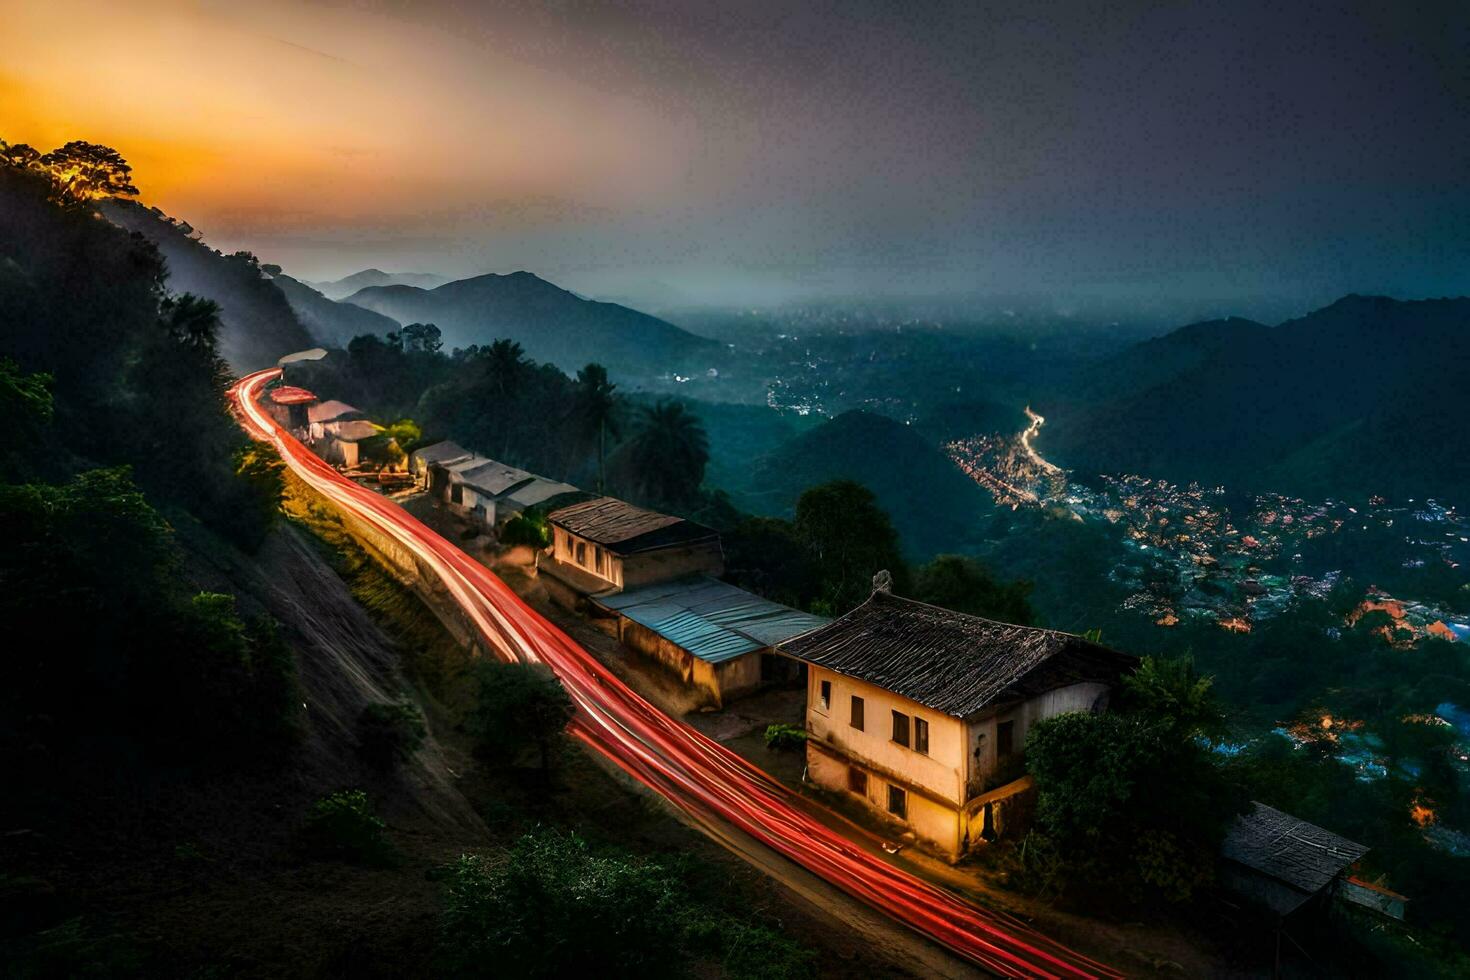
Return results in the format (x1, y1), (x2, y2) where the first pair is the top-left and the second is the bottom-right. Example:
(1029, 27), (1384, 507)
(596, 576), (827, 664)
(269, 385), (317, 405)
(307, 400), (363, 423)
(410, 441), (472, 467)
(504, 479), (580, 509)
(449, 458), (537, 496)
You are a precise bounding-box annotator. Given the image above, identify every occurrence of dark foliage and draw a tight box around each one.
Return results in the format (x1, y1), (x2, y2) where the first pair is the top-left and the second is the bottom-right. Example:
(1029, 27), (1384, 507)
(358, 698), (428, 769)
(465, 662), (574, 777)
(439, 830), (816, 979)
(913, 554), (1035, 625)
(303, 789), (391, 864)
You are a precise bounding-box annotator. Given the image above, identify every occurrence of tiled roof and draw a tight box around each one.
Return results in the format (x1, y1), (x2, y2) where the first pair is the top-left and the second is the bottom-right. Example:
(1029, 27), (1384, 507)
(547, 496), (719, 554)
(595, 576), (828, 664)
(1222, 802), (1368, 895)
(269, 385), (317, 405)
(778, 591), (1133, 717)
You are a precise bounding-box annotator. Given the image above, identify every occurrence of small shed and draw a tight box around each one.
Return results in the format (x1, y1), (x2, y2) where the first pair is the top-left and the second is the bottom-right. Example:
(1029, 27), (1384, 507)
(410, 440), (473, 495)
(1219, 802), (1370, 918)
(445, 458), (539, 526)
(500, 477), (581, 517)
(267, 385), (316, 429)
(593, 576), (827, 706)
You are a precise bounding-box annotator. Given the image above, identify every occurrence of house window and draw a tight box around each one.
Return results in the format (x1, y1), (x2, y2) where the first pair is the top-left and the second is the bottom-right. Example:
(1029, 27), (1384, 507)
(594, 546), (604, 573)
(850, 695), (865, 730)
(997, 719), (1015, 757)
(575, 541), (587, 566)
(818, 679), (831, 711)
(887, 784), (907, 819)
(891, 710), (910, 747)
(451, 484), (463, 504)
(914, 717), (929, 755)
(847, 766), (868, 795)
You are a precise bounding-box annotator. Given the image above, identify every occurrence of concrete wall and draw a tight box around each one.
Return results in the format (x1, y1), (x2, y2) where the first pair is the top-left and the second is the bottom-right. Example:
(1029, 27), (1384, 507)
(807, 739), (964, 859)
(552, 527), (622, 589)
(805, 666), (968, 804)
(622, 540), (725, 588)
(964, 681), (1111, 792)
(619, 617), (761, 707)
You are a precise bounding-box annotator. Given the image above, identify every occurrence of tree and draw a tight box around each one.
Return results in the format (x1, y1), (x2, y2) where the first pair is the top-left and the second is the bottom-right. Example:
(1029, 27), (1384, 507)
(1025, 711), (1239, 906)
(913, 554), (1034, 625)
(571, 363), (618, 493)
(619, 400), (709, 507)
(1120, 653), (1227, 741)
(793, 480), (907, 613)
(36, 140), (139, 200)
(398, 322), (443, 354)
(466, 662), (574, 779)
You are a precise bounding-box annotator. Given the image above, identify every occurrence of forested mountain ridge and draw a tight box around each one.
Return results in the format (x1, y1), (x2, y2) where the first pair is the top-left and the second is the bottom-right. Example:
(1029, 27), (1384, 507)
(100, 199), (315, 372)
(1040, 295), (1470, 499)
(343, 270), (720, 376)
(732, 409), (995, 560)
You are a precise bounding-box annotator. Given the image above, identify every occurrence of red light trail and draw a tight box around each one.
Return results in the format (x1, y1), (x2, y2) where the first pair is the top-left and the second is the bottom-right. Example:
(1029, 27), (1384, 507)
(230, 368), (1120, 979)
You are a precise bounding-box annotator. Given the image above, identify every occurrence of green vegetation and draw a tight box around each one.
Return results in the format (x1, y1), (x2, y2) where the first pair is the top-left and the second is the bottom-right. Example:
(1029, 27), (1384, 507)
(304, 789), (391, 864)
(499, 510), (551, 548)
(357, 698), (427, 769)
(439, 830), (815, 979)
(1021, 656), (1241, 908)
(912, 554), (1035, 625)
(762, 723), (808, 751)
(466, 661), (574, 778)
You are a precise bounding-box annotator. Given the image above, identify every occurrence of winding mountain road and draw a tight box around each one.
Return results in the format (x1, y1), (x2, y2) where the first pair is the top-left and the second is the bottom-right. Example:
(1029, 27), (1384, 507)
(230, 367), (1121, 979)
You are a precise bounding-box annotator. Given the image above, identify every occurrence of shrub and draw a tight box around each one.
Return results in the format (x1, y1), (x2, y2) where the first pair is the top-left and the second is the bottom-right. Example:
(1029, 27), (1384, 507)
(466, 662), (573, 777)
(357, 698), (426, 769)
(303, 790), (389, 863)
(499, 513), (549, 548)
(763, 723), (808, 751)
(439, 831), (688, 977)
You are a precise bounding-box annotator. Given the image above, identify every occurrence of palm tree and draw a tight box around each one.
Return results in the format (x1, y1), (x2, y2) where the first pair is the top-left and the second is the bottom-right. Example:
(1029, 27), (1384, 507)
(625, 400), (709, 506)
(571, 363), (618, 492)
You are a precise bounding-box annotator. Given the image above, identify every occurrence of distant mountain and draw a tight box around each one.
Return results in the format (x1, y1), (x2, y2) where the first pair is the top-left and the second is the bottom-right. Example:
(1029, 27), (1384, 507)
(915, 397), (1025, 443)
(270, 271), (400, 347)
(1040, 296), (1470, 500)
(736, 410), (994, 559)
(307, 268), (448, 300)
(342, 271), (720, 375)
(101, 201), (314, 372)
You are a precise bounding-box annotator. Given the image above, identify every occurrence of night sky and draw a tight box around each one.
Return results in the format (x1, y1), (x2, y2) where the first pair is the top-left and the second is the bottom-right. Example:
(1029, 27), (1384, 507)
(5, 0), (1466, 311)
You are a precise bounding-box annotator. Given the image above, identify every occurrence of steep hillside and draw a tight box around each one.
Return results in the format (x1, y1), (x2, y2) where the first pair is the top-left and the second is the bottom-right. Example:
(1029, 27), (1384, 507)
(343, 271), (719, 375)
(272, 269), (401, 346)
(1040, 296), (1470, 499)
(738, 410), (993, 559)
(308, 267), (447, 299)
(102, 200), (315, 371)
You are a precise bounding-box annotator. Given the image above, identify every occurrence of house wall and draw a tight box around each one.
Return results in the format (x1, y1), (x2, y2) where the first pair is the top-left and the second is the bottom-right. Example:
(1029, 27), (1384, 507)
(619, 618), (764, 708)
(806, 739), (963, 858)
(805, 666), (968, 804)
(551, 527), (623, 588)
(963, 681), (1111, 793)
(622, 540), (725, 588)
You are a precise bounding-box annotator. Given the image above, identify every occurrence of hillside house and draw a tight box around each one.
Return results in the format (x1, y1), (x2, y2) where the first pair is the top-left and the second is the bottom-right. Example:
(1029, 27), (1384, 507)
(408, 440), (472, 492)
(266, 385), (317, 430)
(539, 496), (723, 609)
(778, 582), (1134, 860)
(443, 457), (535, 525)
(306, 400), (376, 468)
(592, 576), (827, 707)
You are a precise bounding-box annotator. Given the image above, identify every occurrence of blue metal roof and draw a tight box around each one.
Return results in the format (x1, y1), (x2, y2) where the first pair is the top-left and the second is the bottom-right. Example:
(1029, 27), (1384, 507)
(595, 576), (828, 664)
